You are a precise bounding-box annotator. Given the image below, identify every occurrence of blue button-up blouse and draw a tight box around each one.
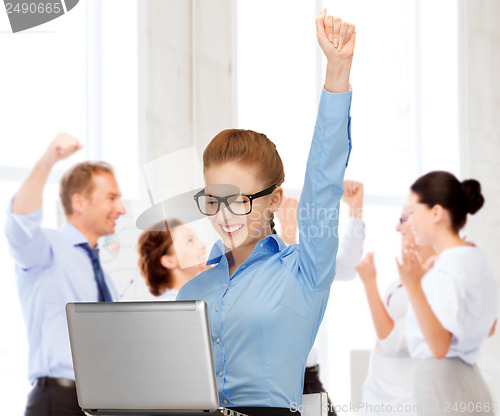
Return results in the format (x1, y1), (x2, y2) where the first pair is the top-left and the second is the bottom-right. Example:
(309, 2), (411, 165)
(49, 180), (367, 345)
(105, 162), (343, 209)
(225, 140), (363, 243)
(178, 88), (352, 408)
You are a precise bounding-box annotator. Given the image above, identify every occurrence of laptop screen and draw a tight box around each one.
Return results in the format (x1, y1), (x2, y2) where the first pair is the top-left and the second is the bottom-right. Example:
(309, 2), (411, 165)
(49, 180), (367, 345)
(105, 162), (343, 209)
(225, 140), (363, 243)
(66, 300), (220, 412)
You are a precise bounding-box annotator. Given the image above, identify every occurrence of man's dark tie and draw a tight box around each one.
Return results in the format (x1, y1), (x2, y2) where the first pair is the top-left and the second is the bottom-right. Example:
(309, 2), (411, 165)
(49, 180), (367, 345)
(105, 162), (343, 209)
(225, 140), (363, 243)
(77, 243), (113, 302)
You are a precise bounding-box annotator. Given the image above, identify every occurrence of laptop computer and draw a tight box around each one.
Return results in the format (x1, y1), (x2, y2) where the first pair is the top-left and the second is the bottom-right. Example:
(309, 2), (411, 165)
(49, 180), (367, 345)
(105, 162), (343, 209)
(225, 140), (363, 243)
(66, 300), (247, 416)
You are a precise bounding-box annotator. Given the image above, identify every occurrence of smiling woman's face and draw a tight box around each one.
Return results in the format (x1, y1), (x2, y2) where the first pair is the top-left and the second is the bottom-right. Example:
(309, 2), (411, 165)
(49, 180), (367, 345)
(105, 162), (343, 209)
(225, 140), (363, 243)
(171, 225), (207, 269)
(203, 161), (276, 251)
(407, 191), (436, 246)
(396, 202), (416, 250)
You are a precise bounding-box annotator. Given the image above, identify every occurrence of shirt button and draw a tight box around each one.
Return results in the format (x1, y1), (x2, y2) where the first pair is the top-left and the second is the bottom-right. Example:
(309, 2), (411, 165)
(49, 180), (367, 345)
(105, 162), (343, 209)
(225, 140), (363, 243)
(260, 243), (263, 248)
(215, 306), (220, 311)
(242, 265), (245, 269)
(223, 400), (228, 404)
(216, 338), (220, 343)
(219, 371), (223, 377)
(223, 283), (227, 288)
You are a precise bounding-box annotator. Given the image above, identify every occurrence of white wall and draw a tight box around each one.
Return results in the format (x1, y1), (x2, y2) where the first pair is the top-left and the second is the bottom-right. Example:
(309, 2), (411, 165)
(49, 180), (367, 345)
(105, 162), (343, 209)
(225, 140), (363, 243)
(141, 0), (233, 209)
(459, 0), (500, 403)
(143, 0), (233, 165)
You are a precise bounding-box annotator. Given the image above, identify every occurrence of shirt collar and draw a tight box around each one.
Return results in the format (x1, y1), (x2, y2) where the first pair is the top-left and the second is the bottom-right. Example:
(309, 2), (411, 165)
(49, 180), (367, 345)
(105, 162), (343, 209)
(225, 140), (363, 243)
(59, 222), (91, 247)
(263, 233), (286, 252)
(206, 234), (286, 266)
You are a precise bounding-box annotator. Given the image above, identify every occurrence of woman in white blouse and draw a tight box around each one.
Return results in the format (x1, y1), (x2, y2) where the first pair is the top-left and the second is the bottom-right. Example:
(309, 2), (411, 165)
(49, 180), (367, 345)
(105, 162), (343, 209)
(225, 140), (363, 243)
(355, 204), (436, 416)
(397, 171), (498, 416)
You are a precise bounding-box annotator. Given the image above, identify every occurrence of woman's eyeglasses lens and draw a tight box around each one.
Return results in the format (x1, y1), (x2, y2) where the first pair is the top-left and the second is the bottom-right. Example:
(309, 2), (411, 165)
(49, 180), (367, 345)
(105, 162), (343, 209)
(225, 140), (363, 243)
(197, 194), (251, 216)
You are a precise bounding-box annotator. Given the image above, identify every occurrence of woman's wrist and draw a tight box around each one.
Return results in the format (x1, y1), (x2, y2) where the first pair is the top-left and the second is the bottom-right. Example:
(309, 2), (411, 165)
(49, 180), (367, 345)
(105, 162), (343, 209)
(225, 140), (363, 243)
(404, 280), (423, 296)
(361, 277), (377, 290)
(324, 61), (352, 93)
(349, 203), (363, 218)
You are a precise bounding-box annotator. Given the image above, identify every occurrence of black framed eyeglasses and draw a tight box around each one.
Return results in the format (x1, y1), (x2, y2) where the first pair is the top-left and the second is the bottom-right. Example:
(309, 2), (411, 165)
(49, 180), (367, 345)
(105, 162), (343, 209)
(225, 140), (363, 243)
(194, 185), (278, 216)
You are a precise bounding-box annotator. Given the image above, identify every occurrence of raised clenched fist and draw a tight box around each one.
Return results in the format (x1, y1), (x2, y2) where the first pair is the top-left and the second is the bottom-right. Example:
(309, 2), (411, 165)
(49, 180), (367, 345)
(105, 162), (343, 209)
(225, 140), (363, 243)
(316, 10), (356, 62)
(42, 132), (83, 165)
(355, 252), (377, 286)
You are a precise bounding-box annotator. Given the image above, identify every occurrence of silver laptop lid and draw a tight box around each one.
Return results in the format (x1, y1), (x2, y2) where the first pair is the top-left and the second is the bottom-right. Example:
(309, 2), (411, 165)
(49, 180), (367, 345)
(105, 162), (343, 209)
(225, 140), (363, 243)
(66, 300), (219, 412)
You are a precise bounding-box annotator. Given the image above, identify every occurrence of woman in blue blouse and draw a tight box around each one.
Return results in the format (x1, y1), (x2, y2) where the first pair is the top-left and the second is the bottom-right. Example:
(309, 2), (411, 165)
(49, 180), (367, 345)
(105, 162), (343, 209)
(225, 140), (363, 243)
(178, 11), (355, 415)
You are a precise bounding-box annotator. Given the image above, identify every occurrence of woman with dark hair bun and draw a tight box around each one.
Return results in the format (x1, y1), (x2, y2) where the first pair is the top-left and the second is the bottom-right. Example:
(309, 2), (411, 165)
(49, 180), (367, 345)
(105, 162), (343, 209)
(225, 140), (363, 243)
(397, 171), (498, 416)
(409, 171), (484, 233)
(461, 179), (485, 216)
(137, 219), (208, 300)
